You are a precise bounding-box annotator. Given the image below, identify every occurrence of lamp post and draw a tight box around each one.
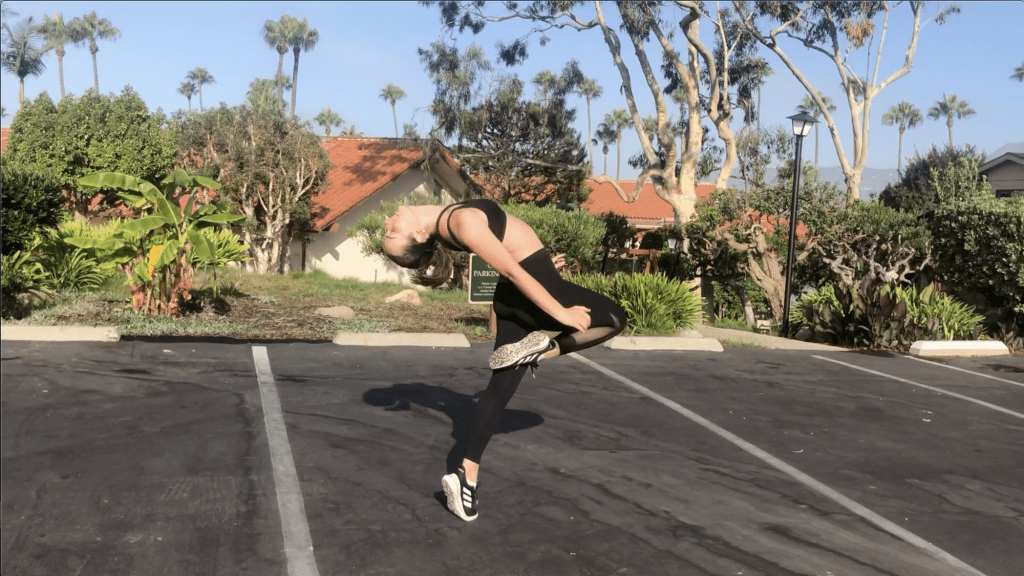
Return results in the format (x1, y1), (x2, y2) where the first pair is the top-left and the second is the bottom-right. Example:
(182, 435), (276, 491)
(781, 111), (818, 337)
(667, 228), (682, 280)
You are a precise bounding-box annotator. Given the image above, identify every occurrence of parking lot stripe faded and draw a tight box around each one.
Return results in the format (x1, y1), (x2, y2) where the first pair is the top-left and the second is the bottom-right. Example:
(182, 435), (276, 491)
(570, 352), (988, 576)
(814, 355), (1024, 421)
(903, 355), (1024, 388)
(253, 346), (322, 576)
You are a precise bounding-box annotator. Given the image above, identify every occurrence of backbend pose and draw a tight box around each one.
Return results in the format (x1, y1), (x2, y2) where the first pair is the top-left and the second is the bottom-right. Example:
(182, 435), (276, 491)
(383, 198), (626, 521)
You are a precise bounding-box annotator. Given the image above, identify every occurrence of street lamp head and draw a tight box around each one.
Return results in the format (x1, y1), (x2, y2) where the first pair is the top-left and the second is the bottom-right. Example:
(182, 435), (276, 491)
(787, 111), (818, 138)
(667, 229), (682, 251)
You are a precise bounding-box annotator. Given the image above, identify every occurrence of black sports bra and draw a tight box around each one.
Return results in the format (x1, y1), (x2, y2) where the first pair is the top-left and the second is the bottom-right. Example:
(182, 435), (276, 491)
(434, 199), (507, 252)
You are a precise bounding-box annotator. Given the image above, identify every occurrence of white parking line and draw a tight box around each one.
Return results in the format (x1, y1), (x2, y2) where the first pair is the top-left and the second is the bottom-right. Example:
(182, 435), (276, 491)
(570, 352), (988, 576)
(903, 355), (1024, 388)
(814, 355), (1024, 421)
(252, 346), (321, 576)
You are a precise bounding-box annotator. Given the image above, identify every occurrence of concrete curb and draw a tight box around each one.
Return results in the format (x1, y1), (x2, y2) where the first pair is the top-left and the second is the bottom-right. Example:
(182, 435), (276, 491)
(696, 326), (849, 351)
(605, 336), (724, 352)
(332, 332), (471, 348)
(908, 340), (1010, 358)
(1, 325), (120, 342)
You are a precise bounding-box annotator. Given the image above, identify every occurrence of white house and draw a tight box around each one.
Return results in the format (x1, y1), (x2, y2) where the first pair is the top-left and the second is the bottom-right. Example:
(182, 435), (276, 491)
(289, 137), (475, 284)
(979, 152), (1024, 198)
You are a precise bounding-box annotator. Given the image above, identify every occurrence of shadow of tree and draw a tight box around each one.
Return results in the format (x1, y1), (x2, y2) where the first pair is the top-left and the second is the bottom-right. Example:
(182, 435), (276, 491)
(363, 382), (544, 473)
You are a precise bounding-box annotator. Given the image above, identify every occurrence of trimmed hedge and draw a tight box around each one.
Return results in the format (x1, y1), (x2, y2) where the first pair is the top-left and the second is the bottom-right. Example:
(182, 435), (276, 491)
(930, 196), (1024, 323)
(502, 202), (606, 272)
(1, 162), (66, 253)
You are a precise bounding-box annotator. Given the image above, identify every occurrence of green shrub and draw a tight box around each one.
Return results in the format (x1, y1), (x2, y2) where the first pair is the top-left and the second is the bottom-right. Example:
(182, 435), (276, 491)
(33, 221), (115, 292)
(799, 278), (984, 350)
(503, 202), (606, 272)
(568, 272), (703, 335)
(1, 162), (66, 253)
(930, 196), (1024, 324)
(1, 250), (51, 318)
(711, 278), (769, 322)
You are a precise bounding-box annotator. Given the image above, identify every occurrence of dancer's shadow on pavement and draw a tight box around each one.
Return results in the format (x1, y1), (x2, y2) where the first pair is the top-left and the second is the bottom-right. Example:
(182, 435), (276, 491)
(363, 382), (544, 473)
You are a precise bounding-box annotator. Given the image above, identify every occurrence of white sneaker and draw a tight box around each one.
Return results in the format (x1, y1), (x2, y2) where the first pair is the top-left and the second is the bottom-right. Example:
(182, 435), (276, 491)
(489, 331), (552, 370)
(442, 467), (478, 521)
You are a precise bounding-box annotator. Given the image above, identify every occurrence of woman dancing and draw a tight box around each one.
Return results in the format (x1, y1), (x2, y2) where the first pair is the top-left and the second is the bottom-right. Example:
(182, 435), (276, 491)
(383, 198), (626, 521)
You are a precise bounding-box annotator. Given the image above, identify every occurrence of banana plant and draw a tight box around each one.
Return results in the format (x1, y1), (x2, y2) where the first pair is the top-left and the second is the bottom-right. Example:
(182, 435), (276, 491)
(67, 169), (245, 316)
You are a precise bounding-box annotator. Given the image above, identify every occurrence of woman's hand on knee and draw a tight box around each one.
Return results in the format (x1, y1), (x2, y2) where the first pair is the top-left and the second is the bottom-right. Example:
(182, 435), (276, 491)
(559, 306), (591, 333)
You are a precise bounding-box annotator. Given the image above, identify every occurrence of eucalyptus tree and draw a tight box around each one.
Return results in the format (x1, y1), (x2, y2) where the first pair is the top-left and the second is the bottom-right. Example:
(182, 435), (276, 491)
(286, 17), (319, 118)
(881, 100), (923, 173)
(733, 1), (962, 202)
(573, 76), (602, 169)
(315, 107), (343, 137)
(40, 12), (83, 99)
(2, 16), (47, 106)
(72, 10), (119, 93)
(928, 93), (975, 148)
(794, 92), (836, 175)
(379, 83), (406, 137)
(176, 80), (196, 112)
(420, 2), (764, 228)
(186, 67), (215, 112)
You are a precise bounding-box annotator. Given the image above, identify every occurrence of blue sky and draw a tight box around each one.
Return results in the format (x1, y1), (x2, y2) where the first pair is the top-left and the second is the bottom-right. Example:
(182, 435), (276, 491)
(3, 1), (1022, 182)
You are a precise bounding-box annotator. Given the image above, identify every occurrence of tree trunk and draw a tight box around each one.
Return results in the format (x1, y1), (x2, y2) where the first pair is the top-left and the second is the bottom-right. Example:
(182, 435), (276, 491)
(57, 46), (66, 99)
(728, 279), (756, 327)
(391, 102), (398, 138)
(947, 118), (953, 148)
(91, 43), (99, 93)
(276, 50), (286, 108)
(291, 48), (300, 118)
(897, 127), (904, 173)
(586, 97), (594, 171)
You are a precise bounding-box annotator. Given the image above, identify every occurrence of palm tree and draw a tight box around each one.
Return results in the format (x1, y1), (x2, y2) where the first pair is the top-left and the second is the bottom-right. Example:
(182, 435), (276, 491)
(532, 69), (561, 105)
(341, 125), (363, 137)
(602, 109), (633, 180)
(71, 11), (119, 93)
(186, 67), (215, 112)
(2, 16), (47, 106)
(379, 84), (406, 137)
(573, 77), (602, 170)
(795, 92), (837, 174)
(881, 100), (923, 174)
(286, 17), (319, 118)
(1012, 60), (1024, 83)
(315, 107), (343, 137)
(39, 13), (82, 100)
(176, 80), (196, 112)
(593, 124), (616, 176)
(928, 93), (976, 148)
(262, 15), (302, 109)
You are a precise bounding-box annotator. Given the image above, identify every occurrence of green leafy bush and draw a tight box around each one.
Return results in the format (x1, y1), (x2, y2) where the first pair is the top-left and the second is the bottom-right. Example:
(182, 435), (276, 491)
(1, 250), (51, 318)
(568, 272), (703, 335)
(67, 170), (245, 316)
(1, 162), (66, 253)
(930, 196), (1024, 325)
(32, 221), (115, 293)
(502, 202), (606, 272)
(799, 278), (984, 350)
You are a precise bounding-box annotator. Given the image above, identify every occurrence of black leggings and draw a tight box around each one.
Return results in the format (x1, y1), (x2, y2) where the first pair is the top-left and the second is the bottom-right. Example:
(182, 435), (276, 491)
(463, 249), (626, 464)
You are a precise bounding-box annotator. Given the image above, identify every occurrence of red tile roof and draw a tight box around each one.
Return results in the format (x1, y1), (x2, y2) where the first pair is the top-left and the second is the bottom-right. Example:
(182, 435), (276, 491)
(582, 179), (714, 226)
(1, 127), (8, 152)
(314, 137), (442, 230)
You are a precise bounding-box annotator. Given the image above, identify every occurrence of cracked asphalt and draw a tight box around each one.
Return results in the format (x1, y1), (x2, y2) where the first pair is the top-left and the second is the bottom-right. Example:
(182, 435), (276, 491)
(2, 339), (1022, 576)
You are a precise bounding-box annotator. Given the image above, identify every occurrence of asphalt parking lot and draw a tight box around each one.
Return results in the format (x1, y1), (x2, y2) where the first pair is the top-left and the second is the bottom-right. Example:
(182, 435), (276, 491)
(2, 339), (1022, 576)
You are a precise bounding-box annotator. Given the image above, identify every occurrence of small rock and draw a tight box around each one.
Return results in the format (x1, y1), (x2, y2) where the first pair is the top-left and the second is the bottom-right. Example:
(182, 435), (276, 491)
(316, 305), (355, 320)
(385, 289), (422, 305)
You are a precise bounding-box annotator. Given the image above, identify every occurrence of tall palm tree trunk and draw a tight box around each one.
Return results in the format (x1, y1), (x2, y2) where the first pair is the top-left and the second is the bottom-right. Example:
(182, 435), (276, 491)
(813, 123), (820, 176)
(947, 118), (953, 148)
(897, 126), (905, 173)
(276, 51), (285, 108)
(391, 103), (398, 137)
(90, 42), (99, 92)
(198, 84), (204, 112)
(56, 46), (65, 99)
(586, 97), (594, 170)
(290, 48), (300, 118)
(615, 133), (621, 180)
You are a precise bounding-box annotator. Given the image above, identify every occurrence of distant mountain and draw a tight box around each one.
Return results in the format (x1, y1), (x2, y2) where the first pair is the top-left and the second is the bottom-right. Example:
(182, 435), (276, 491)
(990, 142), (1024, 157)
(815, 166), (899, 199)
